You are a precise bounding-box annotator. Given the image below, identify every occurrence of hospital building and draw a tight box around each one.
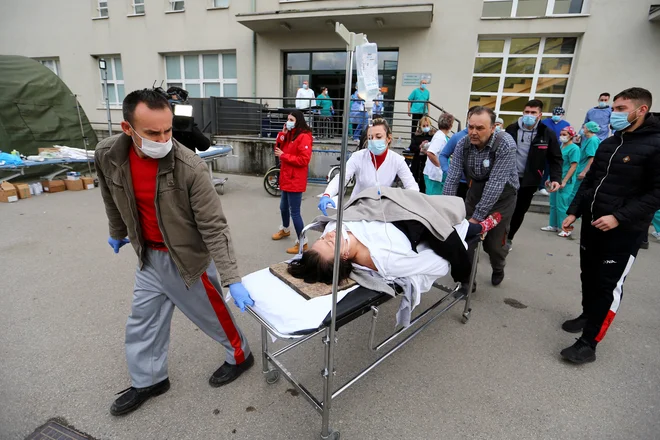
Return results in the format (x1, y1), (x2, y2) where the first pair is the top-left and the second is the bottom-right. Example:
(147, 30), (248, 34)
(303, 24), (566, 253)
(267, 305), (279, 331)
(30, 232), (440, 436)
(1, 0), (659, 138)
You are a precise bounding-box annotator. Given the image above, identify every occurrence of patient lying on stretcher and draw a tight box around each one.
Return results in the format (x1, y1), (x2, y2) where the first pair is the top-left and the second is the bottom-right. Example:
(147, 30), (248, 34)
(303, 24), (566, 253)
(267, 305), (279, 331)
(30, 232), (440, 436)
(287, 213), (501, 285)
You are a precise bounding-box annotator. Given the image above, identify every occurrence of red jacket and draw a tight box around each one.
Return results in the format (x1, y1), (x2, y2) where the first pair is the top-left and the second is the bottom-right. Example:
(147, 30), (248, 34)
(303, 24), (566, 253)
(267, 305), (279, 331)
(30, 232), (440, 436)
(276, 129), (313, 193)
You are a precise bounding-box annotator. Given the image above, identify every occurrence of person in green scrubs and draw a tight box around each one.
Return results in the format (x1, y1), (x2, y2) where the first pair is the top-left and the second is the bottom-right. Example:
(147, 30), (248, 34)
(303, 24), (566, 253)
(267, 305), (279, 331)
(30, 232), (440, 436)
(541, 126), (580, 237)
(316, 87), (334, 138)
(408, 79), (430, 137)
(571, 121), (601, 202)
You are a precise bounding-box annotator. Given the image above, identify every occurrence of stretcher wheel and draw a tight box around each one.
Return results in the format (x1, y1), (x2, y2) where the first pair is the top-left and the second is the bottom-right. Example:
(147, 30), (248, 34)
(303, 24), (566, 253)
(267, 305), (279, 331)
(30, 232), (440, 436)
(321, 430), (340, 440)
(265, 370), (280, 384)
(215, 184), (224, 195)
(461, 310), (471, 324)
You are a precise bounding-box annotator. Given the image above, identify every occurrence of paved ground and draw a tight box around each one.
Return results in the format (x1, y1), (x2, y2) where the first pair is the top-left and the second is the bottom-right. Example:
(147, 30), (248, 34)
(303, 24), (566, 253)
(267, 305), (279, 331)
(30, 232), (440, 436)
(1, 174), (659, 440)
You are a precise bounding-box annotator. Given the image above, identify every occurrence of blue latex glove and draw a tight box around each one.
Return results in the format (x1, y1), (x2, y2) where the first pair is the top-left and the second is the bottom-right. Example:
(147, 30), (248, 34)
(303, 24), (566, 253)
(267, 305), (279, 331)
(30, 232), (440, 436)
(318, 196), (336, 216)
(229, 282), (255, 312)
(108, 237), (130, 254)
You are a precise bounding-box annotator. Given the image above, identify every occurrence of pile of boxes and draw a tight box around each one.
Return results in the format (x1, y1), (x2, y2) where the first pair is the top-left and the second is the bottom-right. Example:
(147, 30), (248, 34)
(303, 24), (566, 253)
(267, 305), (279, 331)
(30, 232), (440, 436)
(0, 175), (96, 203)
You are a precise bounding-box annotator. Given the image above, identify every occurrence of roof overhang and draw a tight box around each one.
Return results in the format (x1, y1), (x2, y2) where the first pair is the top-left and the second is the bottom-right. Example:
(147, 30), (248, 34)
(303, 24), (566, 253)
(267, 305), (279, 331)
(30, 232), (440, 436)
(650, 5), (660, 22)
(236, 3), (433, 33)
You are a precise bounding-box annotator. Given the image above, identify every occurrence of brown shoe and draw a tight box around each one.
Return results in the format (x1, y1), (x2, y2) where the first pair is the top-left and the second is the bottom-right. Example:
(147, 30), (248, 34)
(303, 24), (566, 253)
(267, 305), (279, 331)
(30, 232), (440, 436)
(286, 243), (308, 254)
(272, 228), (291, 240)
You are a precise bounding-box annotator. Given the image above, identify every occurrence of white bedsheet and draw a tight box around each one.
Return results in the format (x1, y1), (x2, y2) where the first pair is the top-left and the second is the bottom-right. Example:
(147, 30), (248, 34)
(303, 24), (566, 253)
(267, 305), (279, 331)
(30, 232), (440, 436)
(241, 269), (359, 335)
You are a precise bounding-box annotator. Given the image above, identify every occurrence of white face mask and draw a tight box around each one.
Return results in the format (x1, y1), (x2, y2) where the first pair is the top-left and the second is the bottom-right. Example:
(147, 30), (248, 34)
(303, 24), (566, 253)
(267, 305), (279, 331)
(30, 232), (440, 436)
(130, 125), (172, 159)
(559, 135), (571, 144)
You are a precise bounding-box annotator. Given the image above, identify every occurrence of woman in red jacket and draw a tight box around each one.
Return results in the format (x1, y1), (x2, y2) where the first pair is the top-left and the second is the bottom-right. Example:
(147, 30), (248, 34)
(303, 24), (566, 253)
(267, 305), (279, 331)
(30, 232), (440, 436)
(271, 109), (313, 254)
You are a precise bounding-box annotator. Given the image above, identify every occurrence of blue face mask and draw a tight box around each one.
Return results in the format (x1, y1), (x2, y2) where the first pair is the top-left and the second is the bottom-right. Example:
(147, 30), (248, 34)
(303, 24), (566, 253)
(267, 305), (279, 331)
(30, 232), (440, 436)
(610, 111), (633, 131)
(286, 121), (296, 130)
(495, 126), (502, 133)
(422, 126), (431, 133)
(598, 101), (608, 109)
(552, 115), (561, 123)
(420, 84), (427, 90)
(578, 128), (584, 137)
(522, 115), (537, 127)
(367, 139), (388, 156)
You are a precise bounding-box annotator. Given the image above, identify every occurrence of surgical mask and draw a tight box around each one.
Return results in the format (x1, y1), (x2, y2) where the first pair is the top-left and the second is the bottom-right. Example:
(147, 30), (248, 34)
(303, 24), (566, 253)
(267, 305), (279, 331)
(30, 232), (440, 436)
(422, 126), (431, 133)
(598, 101), (608, 109)
(286, 121), (296, 130)
(130, 125), (172, 159)
(522, 115), (537, 127)
(367, 139), (388, 156)
(303, 84), (308, 90)
(495, 126), (502, 133)
(578, 129), (584, 137)
(559, 135), (570, 144)
(610, 110), (637, 131)
(552, 115), (561, 122)
(420, 84), (427, 90)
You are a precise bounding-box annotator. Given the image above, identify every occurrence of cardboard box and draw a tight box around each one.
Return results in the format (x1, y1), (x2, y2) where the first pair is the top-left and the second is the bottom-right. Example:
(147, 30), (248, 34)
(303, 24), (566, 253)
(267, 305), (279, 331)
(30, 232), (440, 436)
(12, 183), (31, 199)
(42, 179), (66, 193)
(64, 179), (84, 191)
(0, 181), (18, 203)
(38, 147), (60, 154)
(81, 176), (95, 190)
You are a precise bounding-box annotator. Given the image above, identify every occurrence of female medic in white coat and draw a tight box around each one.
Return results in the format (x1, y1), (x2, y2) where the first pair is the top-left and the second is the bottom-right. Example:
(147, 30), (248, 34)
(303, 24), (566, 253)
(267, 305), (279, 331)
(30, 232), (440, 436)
(318, 118), (419, 215)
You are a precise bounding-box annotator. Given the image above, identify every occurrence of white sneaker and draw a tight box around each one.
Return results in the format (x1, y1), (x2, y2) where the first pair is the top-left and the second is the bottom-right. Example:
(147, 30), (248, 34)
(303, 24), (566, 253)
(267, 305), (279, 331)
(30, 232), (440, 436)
(539, 189), (549, 196)
(651, 231), (660, 241)
(541, 226), (559, 232)
(558, 230), (572, 237)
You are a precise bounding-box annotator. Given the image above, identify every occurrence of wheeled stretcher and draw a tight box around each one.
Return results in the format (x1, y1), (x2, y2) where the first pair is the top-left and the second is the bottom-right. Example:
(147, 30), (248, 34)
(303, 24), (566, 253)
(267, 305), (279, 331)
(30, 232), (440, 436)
(243, 222), (482, 439)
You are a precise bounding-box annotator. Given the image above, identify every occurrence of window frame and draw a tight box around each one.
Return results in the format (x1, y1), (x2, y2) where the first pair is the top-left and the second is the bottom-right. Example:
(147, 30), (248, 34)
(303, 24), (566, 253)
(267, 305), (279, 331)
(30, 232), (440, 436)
(98, 57), (125, 108)
(96, 0), (108, 17)
(481, 0), (589, 18)
(168, 0), (185, 12)
(164, 53), (238, 99)
(131, 0), (145, 15)
(469, 36), (577, 120)
(209, 0), (229, 8)
(37, 58), (61, 77)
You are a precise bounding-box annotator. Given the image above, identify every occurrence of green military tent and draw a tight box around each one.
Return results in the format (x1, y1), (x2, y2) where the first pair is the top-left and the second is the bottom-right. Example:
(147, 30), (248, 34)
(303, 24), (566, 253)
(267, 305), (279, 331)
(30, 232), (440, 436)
(0, 55), (97, 157)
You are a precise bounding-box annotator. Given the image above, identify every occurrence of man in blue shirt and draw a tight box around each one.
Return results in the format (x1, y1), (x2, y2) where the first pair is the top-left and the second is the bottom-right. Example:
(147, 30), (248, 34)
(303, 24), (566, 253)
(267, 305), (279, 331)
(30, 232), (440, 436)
(542, 106), (571, 140)
(408, 79), (430, 137)
(583, 92), (612, 141)
(439, 106), (477, 199)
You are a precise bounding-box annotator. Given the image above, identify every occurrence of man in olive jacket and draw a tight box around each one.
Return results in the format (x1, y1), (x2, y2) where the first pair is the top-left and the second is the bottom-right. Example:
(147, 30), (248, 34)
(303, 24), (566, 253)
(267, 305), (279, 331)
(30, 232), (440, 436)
(96, 89), (254, 416)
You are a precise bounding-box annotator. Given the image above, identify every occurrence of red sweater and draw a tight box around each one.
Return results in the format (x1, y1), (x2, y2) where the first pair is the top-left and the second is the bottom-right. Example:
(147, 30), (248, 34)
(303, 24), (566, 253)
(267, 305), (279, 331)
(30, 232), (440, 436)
(129, 147), (167, 251)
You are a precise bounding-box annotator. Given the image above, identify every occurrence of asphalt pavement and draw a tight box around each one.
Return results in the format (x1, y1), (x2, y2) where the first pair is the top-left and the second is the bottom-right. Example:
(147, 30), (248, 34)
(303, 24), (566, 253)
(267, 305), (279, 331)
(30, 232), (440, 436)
(1, 174), (659, 440)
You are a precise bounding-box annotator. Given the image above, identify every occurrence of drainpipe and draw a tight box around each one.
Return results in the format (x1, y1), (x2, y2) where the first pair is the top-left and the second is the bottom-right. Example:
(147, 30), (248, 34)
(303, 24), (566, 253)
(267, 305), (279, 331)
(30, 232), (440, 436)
(252, 0), (257, 99)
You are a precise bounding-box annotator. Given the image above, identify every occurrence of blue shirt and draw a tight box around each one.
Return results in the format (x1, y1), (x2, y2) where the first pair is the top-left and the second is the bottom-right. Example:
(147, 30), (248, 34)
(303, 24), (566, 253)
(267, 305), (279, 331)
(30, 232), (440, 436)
(408, 88), (430, 114)
(584, 107), (612, 141)
(541, 118), (570, 140)
(440, 127), (468, 183)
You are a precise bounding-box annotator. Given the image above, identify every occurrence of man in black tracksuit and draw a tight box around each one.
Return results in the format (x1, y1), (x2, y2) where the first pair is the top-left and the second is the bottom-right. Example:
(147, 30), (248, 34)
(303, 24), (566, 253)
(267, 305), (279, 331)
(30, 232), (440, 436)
(561, 87), (660, 364)
(504, 99), (563, 250)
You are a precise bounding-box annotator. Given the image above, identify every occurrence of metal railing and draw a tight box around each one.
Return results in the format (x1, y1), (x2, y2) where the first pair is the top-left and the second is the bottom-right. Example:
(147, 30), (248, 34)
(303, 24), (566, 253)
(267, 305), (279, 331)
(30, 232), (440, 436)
(192, 96), (461, 144)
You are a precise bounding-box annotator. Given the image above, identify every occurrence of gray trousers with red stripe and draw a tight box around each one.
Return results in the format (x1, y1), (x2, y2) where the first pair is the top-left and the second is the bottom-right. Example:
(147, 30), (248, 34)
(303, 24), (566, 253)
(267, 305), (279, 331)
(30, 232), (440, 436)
(579, 217), (645, 346)
(126, 249), (250, 388)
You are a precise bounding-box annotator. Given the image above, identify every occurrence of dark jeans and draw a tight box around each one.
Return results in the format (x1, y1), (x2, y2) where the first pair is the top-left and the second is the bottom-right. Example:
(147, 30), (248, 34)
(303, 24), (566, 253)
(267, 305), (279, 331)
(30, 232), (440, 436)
(457, 181), (469, 200)
(280, 191), (304, 239)
(508, 184), (537, 241)
(579, 214), (645, 345)
(411, 113), (423, 137)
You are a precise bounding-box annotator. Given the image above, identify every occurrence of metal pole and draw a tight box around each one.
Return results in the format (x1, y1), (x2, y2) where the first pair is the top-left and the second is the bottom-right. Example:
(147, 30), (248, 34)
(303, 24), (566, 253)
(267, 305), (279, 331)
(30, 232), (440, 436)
(104, 69), (112, 136)
(74, 95), (94, 177)
(320, 25), (356, 440)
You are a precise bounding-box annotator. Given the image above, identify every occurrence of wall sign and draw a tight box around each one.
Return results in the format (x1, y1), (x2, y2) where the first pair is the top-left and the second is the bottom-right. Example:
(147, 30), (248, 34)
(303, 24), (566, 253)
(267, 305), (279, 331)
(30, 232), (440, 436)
(402, 73), (432, 86)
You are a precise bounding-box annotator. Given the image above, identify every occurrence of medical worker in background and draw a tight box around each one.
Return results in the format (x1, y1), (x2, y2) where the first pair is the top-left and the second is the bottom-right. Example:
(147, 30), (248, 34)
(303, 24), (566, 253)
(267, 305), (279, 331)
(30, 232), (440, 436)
(423, 112), (455, 195)
(583, 92), (612, 141)
(408, 79), (430, 137)
(571, 121), (601, 202)
(318, 118), (418, 215)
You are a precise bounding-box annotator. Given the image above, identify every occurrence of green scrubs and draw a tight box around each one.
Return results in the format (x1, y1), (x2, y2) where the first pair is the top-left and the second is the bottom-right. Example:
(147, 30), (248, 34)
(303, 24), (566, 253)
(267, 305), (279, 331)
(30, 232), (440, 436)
(549, 143), (580, 228)
(571, 135), (600, 201)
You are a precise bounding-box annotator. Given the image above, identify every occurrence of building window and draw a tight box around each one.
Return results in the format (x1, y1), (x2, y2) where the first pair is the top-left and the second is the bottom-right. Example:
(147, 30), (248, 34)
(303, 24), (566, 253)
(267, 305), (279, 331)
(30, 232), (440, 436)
(165, 53), (238, 98)
(37, 58), (61, 76)
(168, 0), (184, 11)
(97, 0), (108, 17)
(98, 57), (125, 106)
(211, 0), (229, 7)
(468, 37), (577, 126)
(132, 0), (145, 14)
(482, 0), (585, 17)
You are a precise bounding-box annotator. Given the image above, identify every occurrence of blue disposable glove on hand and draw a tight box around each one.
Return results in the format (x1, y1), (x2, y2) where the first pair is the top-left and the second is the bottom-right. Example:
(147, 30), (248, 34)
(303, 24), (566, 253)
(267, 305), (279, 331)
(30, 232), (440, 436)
(318, 196), (336, 216)
(108, 237), (130, 254)
(229, 282), (255, 312)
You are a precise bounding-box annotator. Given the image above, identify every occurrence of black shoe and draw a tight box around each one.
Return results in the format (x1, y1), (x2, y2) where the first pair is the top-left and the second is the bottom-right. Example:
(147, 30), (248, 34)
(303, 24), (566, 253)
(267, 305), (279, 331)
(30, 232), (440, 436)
(454, 282), (477, 299)
(560, 338), (596, 364)
(640, 240), (649, 250)
(562, 314), (588, 333)
(110, 378), (170, 416)
(209, 353), (254, 388)
(491, 270), (504, 286)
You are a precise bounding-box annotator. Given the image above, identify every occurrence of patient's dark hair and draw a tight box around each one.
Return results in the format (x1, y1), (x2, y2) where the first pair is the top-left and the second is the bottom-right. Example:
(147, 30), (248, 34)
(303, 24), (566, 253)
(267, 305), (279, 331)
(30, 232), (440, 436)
(287, 250), (353, 284)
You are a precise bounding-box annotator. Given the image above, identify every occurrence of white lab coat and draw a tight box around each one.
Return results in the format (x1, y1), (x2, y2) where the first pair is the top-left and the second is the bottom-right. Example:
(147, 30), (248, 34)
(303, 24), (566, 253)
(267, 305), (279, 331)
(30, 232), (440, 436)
(295, 88), (316, 109)
(324, 149), (419, 198)
(423, 131), (448, 182)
